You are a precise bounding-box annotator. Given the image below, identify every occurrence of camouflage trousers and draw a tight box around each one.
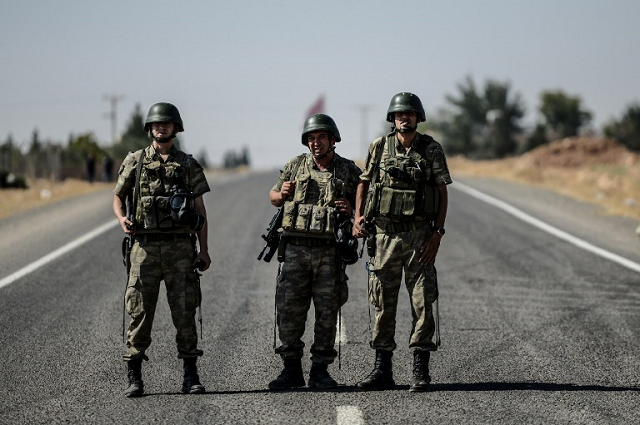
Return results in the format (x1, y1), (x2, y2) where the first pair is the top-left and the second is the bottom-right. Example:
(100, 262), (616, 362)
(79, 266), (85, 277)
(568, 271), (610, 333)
(275, 242), (348, 365)
(367, 225), (438, 352)
(123, 235), (203, 361)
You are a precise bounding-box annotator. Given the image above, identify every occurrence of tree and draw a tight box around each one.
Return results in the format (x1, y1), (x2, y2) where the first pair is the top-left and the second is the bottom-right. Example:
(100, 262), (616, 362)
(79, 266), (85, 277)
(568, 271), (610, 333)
(111, 103), (148, 160)
(433, 76), (525, 158)
(482, 80), (525, 157)
(603, 103), (640, 152)
(538, 90), (592, 139)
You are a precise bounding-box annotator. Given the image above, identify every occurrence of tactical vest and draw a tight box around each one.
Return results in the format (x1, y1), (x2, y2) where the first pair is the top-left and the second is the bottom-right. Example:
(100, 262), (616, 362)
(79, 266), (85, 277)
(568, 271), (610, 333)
(365, 134), (440, 222)
(134, 149), (194, 233)
(281, 155), (346, 238)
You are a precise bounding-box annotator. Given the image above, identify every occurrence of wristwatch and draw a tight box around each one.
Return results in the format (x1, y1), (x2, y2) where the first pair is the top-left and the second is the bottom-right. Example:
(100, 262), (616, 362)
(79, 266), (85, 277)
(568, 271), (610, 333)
(433, 226), (445, 236)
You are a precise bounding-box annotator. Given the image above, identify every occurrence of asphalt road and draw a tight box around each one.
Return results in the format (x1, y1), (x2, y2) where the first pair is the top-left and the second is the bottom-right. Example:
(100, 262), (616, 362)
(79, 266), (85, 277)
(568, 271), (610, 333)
(1, 171), (639, 425)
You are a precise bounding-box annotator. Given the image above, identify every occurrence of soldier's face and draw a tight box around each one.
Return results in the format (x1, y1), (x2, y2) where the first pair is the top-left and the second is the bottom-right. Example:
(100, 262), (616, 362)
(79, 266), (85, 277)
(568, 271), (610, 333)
(151, 122), (175, 140)
(307, 131), (334, 159)
(394, 111), (417, 131)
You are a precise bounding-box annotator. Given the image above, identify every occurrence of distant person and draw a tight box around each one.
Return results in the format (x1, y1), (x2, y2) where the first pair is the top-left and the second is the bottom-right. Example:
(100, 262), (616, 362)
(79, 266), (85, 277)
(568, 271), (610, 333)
(268, 114), (361, 390)
(352, 92), (452, 392)
(112, 102), (211, 397)
(102, 155), (114, 182)
(86, 154), (96, 183)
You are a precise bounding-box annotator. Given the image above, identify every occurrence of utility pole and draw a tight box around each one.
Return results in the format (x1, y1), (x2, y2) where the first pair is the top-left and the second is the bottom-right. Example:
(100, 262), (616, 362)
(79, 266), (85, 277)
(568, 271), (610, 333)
(103, 94), (125, 143)
(357, 104), (373, 162)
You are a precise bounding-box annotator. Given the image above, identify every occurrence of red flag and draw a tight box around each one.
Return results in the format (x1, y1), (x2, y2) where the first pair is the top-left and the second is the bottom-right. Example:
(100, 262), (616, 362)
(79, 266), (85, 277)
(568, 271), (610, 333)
(305, 95), (325, 117)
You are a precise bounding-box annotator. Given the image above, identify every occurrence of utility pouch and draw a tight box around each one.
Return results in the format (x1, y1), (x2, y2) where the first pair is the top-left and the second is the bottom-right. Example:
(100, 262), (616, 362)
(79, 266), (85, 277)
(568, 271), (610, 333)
(155, 196), (173, 229)
(292, 175), (309, 203)
(309, 205), (327, 233)
(139, 196), (156, 229)
(363, 183), (381, 220)
(281, 201), (296, 230)
(378, 187), (416, 219)
(295, 203), (312, 231)
(384, 156), (413, 189)
(420, 185), (440, 219)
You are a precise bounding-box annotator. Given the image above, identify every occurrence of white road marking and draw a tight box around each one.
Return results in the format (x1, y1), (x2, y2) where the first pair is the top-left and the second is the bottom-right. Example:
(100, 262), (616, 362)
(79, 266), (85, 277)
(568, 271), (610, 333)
(337, 406), (365, 425)
(0, 220), (118, 289)
(454, 181), (640, 274)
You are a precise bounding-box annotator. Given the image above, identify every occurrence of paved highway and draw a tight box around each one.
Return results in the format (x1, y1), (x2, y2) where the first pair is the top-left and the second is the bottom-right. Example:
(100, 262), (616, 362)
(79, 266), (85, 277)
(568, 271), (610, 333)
(1, 171), (639, 424)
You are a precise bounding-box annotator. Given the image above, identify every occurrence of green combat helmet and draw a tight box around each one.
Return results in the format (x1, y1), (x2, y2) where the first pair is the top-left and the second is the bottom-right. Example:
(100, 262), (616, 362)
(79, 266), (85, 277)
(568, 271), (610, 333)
(386, 92), (426, 123)
(301, 114), (341, 145)
(144, 102), (184, 132)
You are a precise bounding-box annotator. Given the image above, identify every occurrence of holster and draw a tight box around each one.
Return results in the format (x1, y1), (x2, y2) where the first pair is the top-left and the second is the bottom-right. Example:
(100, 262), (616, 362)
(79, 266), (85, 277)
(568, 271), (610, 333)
(365, 220), (376, 257)
(122, 236), (132, 274)
(366, 234), (376, 258)
(277, 236), (288, 262)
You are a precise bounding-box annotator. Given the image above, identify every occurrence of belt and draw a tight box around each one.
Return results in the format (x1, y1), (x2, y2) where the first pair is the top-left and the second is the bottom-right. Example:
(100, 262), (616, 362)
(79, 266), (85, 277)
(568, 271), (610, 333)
(286, 237), (335, 247)
(376, 220), (430, 234)
(136, 233), (191, 242)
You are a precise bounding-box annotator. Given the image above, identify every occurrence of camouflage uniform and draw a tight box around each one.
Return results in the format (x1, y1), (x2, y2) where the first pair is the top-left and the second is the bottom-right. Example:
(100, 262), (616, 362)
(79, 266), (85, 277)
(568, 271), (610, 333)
(114, 144), (210, 361)
(273, 153), (361, 364)
(360, 132), (452, 352)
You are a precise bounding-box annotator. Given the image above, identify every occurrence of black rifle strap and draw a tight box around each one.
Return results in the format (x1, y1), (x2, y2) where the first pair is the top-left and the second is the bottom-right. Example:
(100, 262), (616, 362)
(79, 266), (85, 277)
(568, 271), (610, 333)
(370, 135), (387, 185)
(132, 148), (145, 221)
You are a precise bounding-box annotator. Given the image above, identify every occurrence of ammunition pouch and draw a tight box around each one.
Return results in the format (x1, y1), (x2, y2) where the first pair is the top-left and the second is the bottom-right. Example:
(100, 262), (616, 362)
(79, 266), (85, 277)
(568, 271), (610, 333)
(282, 201), (335, 235)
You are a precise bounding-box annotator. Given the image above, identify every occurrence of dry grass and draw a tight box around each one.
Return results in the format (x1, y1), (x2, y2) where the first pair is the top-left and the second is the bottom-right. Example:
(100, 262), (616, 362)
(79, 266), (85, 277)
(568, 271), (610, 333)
(449, 154), (640, 221)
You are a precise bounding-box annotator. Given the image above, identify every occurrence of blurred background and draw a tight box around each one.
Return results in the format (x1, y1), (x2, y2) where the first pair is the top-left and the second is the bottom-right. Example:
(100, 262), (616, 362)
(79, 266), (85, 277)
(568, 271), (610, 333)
(1, 0), (639, 185)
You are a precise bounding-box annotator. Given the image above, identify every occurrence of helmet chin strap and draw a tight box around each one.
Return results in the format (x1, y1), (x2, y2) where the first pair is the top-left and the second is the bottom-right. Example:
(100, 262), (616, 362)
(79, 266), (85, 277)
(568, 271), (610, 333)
(396, 125), (417, 134)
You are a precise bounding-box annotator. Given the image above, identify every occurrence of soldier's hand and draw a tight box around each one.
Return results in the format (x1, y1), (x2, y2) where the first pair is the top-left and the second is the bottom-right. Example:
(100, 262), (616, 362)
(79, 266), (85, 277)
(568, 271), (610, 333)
(280, 180), (296, 201)
(120, 216), (133, 235)
(353, 216), (369, 238)
(419, 233), (442, 265)
(193, 251), (211, 272)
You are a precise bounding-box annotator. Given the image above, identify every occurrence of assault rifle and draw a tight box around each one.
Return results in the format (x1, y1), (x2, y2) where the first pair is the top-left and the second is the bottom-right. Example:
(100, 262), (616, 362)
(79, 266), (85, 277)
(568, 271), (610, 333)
(257, 206), (283, 262)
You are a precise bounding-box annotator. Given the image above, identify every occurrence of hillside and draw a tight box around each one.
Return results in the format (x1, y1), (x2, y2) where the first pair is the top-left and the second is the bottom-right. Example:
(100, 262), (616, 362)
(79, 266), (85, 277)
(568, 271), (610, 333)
(449, 137), (640, 222)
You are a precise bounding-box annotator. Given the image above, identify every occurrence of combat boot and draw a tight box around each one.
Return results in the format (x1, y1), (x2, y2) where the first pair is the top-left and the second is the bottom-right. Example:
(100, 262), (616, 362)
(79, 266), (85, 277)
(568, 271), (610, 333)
(268, 358), (305, 391)
(356, 350), (395, 390)
(308, 362), (338, 389)
(409, 350), (431, 392)
(182, 357), (206, 394)
(124, 358), (144, 397)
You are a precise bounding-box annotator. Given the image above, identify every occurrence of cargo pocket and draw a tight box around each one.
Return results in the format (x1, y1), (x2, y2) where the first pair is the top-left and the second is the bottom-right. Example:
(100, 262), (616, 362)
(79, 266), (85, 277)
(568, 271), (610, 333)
(368, 271), (382, 308)
(125, 284), (143, 316)
(185, 272), (201, 312)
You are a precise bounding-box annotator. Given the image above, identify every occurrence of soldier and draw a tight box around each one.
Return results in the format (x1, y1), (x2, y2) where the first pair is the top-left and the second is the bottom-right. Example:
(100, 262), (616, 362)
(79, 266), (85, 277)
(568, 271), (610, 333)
(353, 92), (452, 392)
(112, 102), (211, 397)
(268, 114), (361, 390)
